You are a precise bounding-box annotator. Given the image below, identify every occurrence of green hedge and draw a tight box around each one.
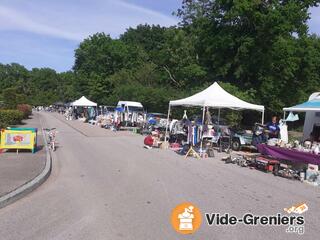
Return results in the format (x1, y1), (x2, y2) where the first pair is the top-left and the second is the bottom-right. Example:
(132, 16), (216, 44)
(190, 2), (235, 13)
(0, 110), (24, 129)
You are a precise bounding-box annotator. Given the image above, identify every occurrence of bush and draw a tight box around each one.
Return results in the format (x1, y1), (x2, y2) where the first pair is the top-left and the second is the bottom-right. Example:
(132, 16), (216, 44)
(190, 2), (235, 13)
(17, 104), (32, 118)
(0, 110), (24, 129)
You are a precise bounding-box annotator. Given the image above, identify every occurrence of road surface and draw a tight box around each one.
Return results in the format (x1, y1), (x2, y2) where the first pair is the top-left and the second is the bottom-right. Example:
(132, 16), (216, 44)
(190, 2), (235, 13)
(0, 112), (319, 240)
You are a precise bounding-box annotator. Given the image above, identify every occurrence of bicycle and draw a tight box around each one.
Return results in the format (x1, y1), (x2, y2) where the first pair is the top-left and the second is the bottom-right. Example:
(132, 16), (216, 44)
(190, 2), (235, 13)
(44, 128), (57, 151)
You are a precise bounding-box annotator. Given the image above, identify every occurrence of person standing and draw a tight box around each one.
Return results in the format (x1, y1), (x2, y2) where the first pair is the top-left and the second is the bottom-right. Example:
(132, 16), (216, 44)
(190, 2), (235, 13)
(266, 116), (280, 139)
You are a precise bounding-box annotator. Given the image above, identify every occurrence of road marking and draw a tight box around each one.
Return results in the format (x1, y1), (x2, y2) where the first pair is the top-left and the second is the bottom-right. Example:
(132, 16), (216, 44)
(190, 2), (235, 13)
(50, 114), (89, 137)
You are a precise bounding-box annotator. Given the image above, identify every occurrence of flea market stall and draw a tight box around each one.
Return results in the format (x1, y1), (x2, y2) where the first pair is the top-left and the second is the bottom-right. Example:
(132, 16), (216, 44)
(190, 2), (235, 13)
(68, 96), (97, 121)
(95, 106), (119, 130)
(256, 92), (320, 186)
(164, 82), (265, 157)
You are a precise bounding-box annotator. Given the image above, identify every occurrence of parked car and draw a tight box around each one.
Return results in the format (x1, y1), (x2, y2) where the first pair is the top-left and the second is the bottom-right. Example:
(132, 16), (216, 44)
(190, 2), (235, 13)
(231, 129), (253, 151)
(231, 123), (267, 151)
(147, 113), (167, 122)
(145, 113), (168, 131)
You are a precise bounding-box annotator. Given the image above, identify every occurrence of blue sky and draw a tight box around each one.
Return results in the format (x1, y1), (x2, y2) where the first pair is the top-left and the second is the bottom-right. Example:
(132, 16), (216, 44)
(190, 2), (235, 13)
(0, 0), (319, 72)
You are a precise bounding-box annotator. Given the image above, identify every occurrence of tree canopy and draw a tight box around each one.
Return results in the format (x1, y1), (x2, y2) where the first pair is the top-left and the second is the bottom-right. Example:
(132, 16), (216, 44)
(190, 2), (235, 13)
(1, 0), (320, 124)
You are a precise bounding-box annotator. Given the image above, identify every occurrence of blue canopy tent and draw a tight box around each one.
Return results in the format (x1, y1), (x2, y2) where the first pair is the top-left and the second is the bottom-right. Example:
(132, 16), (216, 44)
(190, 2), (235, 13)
(283, 93), (320, 140)
(283, 99), (320, 112)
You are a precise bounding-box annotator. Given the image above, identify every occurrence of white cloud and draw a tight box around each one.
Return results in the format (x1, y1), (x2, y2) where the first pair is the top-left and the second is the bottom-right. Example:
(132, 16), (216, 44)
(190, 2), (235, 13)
(115, 0), (176, 22)
(0, 6), (81, 40)
(0, 0), (178, 41)
(0, 0), (179, 71)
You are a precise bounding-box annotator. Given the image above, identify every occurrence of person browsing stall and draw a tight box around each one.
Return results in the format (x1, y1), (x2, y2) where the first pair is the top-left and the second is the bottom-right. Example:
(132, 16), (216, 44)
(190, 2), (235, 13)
(143, 131), (161, 149)
(266, 116), (280, 139)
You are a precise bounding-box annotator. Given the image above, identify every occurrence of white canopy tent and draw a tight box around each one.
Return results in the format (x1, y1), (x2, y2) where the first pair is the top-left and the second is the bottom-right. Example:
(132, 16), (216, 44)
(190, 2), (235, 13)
(71, 96), (97, 107)
(169, 82), (264, 111)
(165, 82), (265, 145)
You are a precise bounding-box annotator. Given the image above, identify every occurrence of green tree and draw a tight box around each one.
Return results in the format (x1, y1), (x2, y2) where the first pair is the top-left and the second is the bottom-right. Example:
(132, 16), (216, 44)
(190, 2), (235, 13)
(58, 71), (78, 102)
(177, 0), (320, 110)
(29, 68), (60, 105)
(120, 24), (167, 59)
(1, 87), (27, 109)
(74, 33), (146, 77)
(157, 28), (207, 88)
(0, 63), (30, 95)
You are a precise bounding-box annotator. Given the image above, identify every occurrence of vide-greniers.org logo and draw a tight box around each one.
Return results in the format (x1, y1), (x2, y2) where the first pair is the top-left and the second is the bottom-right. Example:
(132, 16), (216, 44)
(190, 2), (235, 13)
(171, 203), (307, 235)
(206, 213), (304, 226)
(205, 212), (305, 235)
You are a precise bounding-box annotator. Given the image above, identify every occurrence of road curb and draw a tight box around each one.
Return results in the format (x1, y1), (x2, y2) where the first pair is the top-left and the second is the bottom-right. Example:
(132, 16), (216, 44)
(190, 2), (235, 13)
(0, 118), (52, 209)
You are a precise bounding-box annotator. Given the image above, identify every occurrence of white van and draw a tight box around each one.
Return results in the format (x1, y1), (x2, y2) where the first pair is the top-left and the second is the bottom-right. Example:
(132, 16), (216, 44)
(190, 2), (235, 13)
(117, 101), (144, 113)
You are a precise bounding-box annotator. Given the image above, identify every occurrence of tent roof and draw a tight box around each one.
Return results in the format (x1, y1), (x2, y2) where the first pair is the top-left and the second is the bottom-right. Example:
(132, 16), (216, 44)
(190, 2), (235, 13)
(283, 92), (320, 112)
(169, 82), (264, 111)
(72, 96), (97, 107)
(283, 100), (320, 112)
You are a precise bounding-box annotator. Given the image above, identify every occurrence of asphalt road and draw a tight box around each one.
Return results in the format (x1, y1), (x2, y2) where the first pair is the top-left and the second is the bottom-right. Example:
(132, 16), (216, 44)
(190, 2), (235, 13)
(0, 112), (319, 240)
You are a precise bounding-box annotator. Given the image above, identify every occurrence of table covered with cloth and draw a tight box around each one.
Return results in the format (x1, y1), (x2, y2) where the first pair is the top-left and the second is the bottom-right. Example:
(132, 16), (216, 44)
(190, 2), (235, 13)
(257, 144), (320, 165)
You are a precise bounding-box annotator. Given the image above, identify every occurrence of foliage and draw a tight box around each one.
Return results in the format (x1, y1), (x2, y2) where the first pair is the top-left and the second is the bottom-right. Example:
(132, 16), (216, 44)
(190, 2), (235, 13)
(218, 82), (257, 126)
(1, 87), (27, 109)
(120, 24), (167, 57)
(177, 0), (320, 116)
(17, 104), (32, 118)
(1, 1), (320, 126)
(0, 110), (24, 129)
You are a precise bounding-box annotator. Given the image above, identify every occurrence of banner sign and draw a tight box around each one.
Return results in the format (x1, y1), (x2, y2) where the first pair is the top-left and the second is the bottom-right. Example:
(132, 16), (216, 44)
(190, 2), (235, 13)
(0, 129), (37, 153)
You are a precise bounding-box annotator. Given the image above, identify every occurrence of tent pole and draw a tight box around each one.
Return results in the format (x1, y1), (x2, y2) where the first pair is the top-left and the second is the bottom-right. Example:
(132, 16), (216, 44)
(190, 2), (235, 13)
(218, 108), (221, 151)
(283, 111), (286, 120)
(201, 106), (206, 125)
(261, 110), (265, 124)
(164, 104), (171, 144)
(200, 105), (206, 152)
